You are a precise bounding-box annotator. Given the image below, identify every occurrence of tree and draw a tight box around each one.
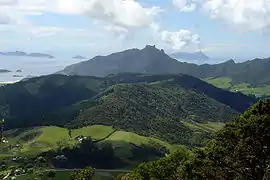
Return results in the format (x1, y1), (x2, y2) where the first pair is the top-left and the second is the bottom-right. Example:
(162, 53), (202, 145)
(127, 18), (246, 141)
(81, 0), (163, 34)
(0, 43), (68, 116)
(47, 170), (56, 180)
(180, 99), (270, 180)
(56, 139), (68, 151)
(68, 128), (72, 138)
(129, 99), (270, 180)
(28, 171), (43, 180)
(0, 119), (4, 144)
(70, 168), (95, 180)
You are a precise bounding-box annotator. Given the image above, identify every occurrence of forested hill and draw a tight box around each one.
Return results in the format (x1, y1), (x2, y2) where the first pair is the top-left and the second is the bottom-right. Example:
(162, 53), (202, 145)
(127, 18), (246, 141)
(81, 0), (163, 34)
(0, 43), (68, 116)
(58, 45), (270, 87)
(126, 99), (270, 179)
(0, 74), (255, 144)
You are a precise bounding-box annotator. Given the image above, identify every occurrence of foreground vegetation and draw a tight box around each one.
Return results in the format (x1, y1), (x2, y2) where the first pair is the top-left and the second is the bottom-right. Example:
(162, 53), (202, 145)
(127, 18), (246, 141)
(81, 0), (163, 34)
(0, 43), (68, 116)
(0, 125), (185, 159)
(3, 99), (268, 179)
(120, 99), (270, 179)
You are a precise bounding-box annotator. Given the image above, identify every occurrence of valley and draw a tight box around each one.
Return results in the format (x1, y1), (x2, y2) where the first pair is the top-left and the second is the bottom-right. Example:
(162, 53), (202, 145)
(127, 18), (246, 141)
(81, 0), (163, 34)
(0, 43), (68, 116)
(0, 47), (269, 180)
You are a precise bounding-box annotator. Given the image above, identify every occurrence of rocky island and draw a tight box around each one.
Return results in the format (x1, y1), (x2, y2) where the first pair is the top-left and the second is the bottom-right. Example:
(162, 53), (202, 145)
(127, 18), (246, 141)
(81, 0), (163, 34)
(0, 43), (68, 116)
(0, 69), (11, 73)
(0, 51), (54, 59)
(73, 55), (86, 60)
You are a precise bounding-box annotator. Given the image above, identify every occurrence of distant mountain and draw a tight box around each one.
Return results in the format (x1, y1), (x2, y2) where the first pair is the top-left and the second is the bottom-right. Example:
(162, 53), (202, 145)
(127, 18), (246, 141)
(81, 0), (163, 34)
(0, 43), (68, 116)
(73, 55), (86, 60)
(0, 74), (255, 145)
(0, 51), (54, 59)
(170, 51), (210, 61)
(0, 69), (11, 73)
(58, 45), (195, 77)
(57, 45), (270, 88)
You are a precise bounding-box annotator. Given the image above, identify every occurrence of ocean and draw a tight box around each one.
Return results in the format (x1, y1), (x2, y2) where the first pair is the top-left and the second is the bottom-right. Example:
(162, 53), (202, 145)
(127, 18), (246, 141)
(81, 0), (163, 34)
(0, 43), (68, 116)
(0, 56), (82, 83)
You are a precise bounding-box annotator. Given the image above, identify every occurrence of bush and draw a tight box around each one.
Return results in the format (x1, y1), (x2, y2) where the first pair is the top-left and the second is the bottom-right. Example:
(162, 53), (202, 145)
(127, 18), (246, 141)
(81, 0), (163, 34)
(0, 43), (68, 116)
(70, 168), (95, 180)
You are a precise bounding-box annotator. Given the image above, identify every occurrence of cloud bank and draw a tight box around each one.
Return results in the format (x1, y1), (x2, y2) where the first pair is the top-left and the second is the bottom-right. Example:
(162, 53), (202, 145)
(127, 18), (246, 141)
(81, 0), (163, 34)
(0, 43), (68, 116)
(173, 0), (270, 31)
(0, 0), (162, 29)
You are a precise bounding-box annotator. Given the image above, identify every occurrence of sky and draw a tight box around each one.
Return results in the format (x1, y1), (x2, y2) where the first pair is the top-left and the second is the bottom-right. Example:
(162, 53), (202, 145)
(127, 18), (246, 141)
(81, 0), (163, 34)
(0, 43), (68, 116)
(0, 0), (270, 61)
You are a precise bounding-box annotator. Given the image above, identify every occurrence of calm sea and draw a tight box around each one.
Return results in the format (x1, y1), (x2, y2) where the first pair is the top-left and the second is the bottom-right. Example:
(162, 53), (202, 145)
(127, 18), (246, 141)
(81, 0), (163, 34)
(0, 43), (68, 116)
(0, 56), (82, 83)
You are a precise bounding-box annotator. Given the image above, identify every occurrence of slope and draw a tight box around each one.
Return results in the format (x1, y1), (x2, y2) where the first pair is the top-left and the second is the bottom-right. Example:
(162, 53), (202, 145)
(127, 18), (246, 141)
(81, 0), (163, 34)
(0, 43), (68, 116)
(204, 77), (270, 97)
(69, 83), (238, 144)
(0, 125), (183, 160)
(0, 74), (256, 145)
(58, 45), (197, 77)
(58, 46), (270, 90)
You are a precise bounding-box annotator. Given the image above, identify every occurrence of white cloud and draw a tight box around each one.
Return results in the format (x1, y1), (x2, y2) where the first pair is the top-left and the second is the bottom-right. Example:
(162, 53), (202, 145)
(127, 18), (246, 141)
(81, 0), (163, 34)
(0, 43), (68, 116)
(0, 13), (12, 24)
(173, 0), (270, 31)
(173, 0), (197, 12)
(203, 0), (270, 31)
(158, 29), (200, 51)
(150, 23), (200, 51)
(82, 0), (162, 29)
(0, 0), (162, 30)
(104, 25), (129, 39)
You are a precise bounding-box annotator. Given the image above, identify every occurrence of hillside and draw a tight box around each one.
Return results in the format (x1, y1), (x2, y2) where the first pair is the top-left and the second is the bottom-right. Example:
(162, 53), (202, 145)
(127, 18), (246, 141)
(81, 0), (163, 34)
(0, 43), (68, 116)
(0, 74), (255, 146)
(126, 99), (270, 180)
(57, 45), (196, 77)
(70, 83), (237, 144)
(204, 77), (270, 97)
(58, 46), (270, 95)
(0, 125), (181, 158)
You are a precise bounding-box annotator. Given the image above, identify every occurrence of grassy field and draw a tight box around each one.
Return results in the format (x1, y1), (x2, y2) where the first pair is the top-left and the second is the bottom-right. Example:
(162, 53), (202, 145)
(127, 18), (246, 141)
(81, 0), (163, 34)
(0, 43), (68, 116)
(1, 125), (184, 158)
(204, 77), (232, 89)
(204, 77), (270, 97)
(183, 121), (225, 133)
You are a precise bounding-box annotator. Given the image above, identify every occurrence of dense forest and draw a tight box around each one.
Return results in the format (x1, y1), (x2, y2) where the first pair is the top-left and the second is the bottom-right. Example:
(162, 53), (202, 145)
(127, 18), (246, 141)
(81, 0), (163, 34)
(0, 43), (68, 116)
(118, 99), (270, 180)
(0, 74), (255, 145)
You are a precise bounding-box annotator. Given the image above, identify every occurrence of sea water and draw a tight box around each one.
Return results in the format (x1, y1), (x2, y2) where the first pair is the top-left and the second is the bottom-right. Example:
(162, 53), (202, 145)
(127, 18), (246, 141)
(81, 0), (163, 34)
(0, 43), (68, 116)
(0, 56), (82, 83)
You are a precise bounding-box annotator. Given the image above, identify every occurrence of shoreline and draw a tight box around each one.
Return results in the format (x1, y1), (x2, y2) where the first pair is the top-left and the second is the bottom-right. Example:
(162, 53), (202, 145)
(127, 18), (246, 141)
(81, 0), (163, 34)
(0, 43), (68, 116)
(0, 81), (19, 84)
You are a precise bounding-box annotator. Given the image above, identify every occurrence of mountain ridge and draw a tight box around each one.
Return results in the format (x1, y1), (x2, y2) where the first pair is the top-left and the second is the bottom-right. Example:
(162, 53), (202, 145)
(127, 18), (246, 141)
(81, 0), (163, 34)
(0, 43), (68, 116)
(57, 45), (270, 88)
(0, 73), (255, 145)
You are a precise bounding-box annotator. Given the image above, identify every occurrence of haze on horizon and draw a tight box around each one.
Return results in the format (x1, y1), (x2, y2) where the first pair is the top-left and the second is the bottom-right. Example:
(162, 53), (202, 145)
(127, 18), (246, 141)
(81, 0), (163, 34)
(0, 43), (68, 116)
(0, 0), (270, 59)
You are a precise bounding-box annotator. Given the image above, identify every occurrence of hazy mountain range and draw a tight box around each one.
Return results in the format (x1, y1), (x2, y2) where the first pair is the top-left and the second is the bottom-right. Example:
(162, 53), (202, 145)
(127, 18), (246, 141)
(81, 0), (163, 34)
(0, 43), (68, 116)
(58, 45), (270, 88)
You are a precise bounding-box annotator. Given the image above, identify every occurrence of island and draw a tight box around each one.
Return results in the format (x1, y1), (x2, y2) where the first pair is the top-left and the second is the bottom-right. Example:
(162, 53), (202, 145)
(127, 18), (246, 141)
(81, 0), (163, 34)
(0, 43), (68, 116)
(73, 55), (86, 60)
(13, 75), (24, 78)
(0, 69), (11, 73)
(0, 51), (55, 59)
(28, 53), (54, 59)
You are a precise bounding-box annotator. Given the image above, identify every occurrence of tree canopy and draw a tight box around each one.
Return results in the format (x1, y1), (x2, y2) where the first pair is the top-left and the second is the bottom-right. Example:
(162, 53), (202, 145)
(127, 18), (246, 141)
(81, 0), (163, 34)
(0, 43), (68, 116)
(126, 99), (270, 180)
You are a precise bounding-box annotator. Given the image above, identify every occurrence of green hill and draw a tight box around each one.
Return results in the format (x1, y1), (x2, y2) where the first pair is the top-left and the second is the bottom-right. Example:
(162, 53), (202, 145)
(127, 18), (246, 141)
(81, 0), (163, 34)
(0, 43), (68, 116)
(70, 83), (237, 144)
(0, 125), (186, 163)
(204, 77), (270, 97)
(126, 99), (270, 180)
(58, 46), (270, 96)
(0, 74), (255, 146)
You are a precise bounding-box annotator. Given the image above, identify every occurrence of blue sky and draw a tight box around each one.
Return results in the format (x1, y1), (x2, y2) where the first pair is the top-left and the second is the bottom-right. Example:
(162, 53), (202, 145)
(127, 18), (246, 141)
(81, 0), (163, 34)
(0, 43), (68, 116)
(0, 0), (270, 62)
